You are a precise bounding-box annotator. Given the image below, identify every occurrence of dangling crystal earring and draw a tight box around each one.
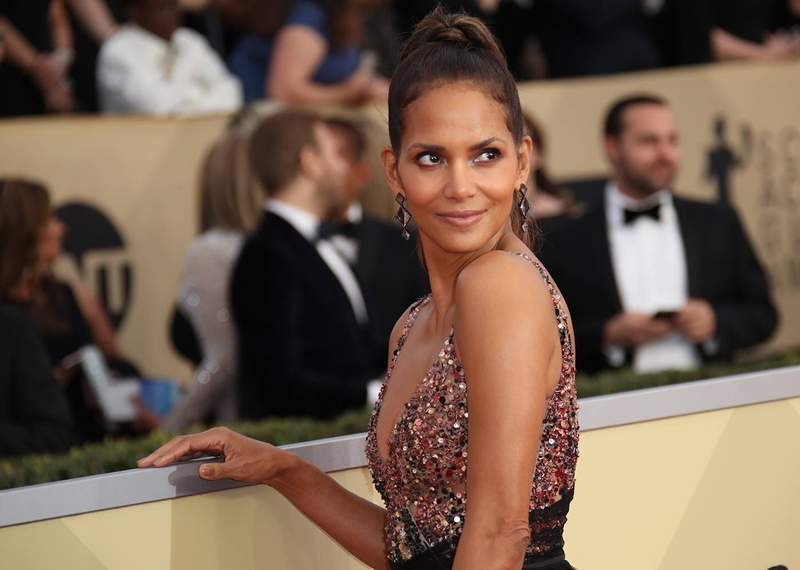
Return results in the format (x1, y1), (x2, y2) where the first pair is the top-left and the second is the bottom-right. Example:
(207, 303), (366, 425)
(394, 193), (412, 240)
(517, 183), (531, 233)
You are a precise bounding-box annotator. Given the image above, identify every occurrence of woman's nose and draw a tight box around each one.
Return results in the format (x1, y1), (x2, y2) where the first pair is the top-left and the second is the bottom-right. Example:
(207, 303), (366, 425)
(443, 161), (475, 199)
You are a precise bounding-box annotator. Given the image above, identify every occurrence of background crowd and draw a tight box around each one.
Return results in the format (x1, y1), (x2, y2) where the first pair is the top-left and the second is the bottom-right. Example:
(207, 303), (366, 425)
(0, 0), (790, 461)
(1, 0), (800, 117)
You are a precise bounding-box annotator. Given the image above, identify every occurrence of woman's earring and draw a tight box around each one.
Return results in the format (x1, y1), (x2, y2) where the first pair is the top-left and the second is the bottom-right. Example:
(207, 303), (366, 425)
(517, 183), (531, 233)
(394, 193), (412, 240)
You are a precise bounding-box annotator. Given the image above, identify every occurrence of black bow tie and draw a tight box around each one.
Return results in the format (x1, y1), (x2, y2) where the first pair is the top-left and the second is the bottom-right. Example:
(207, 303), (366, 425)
(623, 203), (661, 225)
(317, 220), (359, 241)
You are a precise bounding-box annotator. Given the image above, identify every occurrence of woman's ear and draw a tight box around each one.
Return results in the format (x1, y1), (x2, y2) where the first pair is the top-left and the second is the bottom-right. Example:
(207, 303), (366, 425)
(517, 135), (535, 188)
(381, 147), (403, 198)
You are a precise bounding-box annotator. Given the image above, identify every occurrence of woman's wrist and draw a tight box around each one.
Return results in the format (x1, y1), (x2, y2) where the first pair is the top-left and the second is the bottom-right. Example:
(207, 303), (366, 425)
(267, 448), (309, 491)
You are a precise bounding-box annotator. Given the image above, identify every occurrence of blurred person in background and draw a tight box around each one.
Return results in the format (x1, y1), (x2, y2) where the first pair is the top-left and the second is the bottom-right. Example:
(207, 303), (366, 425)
(323, 116), (429, 374)
(658, 0), (800, 66)
(0, 178), (151, 442)
(0, 182), (76, 458)
(540, 95), (778, 375)
(522, 112), (585, 236)
(230, 110), (375, 420)
(773, 0), (800, 35)
(0, 0), (75, 116)
(709, 0), (800, 61)
(62, 0), (120, 112)
(214, 0), (292, 59)
(228, 0), (388, 105)
(163, 132), (262, 432)
(97, 0), (242, 115)
(531, 0), (661, 78)
(0, 305), (76, 457)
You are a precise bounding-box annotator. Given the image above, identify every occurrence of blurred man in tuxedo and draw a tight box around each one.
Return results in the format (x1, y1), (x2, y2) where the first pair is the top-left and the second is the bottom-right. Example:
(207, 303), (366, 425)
(540, 94), (778, 374)
(230, 110), (374, 420)
(322, 117), (429, 374)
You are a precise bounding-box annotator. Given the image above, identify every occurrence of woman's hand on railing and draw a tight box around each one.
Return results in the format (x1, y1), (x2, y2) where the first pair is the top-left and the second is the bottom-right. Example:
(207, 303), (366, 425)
(137, 426), (296, 485)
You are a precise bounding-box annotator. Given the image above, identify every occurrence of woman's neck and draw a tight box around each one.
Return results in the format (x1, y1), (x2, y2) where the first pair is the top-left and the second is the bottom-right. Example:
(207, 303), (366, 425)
(421, 225), (512, 335)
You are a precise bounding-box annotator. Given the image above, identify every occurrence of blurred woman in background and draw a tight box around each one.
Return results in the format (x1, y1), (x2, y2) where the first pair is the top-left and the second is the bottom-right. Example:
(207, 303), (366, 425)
(163, 132), (263, 432)
(522, 112), (585, 232)
(227, 0), (388, 105)
(0, 178), (144, 442)
(0, 179), (76, 456)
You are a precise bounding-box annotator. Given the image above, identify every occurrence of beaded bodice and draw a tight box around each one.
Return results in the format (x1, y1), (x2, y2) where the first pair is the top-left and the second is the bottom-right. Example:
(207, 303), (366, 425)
(365, 253), (579, 563)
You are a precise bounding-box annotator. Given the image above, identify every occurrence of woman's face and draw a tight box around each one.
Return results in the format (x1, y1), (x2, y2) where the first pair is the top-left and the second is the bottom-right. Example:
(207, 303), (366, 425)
(38, 215), (65, 266)
(384, 83), (532, 256)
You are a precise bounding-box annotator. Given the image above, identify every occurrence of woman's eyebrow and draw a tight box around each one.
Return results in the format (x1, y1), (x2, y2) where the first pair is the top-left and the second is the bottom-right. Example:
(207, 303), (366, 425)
(469, 137), (501, 150)
(407, 137), (502, 153)
(407, 142), (445, 153)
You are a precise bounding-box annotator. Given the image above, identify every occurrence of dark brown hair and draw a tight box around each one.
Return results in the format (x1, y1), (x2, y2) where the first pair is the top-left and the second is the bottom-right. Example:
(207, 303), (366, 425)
(0, 178), (51, 303)
(248, 109), (321, 196)
(388, 7), (532, 248)
(604, 93), (668, 139)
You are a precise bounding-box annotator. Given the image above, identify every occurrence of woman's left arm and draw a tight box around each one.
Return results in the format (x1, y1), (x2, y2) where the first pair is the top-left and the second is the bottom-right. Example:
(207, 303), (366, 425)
(71, 281), (119, 360)
(452, 252), (558, 570)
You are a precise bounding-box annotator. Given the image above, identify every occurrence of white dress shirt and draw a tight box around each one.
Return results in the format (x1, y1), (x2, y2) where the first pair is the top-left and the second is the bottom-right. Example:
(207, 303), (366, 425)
(98, 24), (242, 115)
(264, 199), (369, 326)
(604, 183), (700, 373)
(327, 202), (363, 266)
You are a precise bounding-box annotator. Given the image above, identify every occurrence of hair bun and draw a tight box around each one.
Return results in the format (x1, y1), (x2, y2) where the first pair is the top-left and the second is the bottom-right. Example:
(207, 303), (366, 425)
(399, 7), (506, 68)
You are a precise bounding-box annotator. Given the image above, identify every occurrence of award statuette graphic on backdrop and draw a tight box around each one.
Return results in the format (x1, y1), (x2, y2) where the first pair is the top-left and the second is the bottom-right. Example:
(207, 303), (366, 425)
(55, 202), (133, 330)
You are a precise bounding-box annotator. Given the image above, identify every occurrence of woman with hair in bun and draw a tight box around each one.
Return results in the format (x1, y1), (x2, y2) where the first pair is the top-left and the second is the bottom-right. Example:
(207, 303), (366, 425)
(140, 8), (579, 569)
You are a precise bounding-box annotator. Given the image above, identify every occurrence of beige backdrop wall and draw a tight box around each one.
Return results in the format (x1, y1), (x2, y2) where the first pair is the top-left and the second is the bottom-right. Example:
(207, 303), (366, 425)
(0, 61), (798, 382)
(2, 396), (798, 569)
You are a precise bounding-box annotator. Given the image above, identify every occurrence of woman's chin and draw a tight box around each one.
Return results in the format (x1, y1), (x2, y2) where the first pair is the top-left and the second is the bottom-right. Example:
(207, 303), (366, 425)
(428, 232), (494, 255)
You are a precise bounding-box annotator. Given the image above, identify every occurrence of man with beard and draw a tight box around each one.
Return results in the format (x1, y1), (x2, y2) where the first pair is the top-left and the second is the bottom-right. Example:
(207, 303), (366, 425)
(539, 94), (778, 375)
(230, 110), (374, 420)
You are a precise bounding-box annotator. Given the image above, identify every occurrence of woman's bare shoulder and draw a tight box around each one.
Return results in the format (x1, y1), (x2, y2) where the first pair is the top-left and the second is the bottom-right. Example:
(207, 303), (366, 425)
(455, 250), (550, 315)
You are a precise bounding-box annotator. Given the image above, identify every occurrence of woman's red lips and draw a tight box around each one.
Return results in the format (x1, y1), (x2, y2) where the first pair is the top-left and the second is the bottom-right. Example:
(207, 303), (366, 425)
(436, 210), (486, 228)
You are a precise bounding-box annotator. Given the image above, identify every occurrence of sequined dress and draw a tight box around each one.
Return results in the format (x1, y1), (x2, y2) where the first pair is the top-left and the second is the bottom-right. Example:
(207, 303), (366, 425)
(366, 253), (579, 569)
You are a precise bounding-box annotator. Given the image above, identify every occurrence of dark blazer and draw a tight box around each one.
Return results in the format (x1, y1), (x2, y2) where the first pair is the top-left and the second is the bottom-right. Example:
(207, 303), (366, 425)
(538, 185), (778, 374)
(230, 212), (374, 420)
(0, 304), (75, 457)
(354, 216), (429, 374)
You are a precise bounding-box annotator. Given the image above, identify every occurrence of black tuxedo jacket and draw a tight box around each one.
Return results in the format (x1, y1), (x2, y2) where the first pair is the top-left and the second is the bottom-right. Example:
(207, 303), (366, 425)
(354, 216), (429, 374)
(230, 212), (374, 420)
(538, 186), (778, 374)
(0, 304), (75, 457)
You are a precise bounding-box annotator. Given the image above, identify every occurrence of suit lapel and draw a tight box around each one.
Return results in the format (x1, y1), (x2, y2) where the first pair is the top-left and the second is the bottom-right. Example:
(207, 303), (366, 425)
(592, 202), (624, 314)
(672, 197), (703, 298)
(354, 219), (379, 288)
(263, 211), (359, 322)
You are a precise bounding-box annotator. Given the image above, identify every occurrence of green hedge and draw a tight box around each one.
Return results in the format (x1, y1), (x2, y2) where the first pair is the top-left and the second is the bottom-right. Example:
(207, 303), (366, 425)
(2, 349), (799, 491)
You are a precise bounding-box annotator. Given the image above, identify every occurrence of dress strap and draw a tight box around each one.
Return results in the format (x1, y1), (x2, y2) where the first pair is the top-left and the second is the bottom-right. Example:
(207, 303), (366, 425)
(506, 251), (574, 352)
(388, 295), (432, 371)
